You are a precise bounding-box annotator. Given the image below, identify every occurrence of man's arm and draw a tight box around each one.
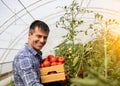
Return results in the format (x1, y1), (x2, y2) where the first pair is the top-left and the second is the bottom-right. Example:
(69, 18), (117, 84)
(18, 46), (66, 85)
(17, 56), (43, 86)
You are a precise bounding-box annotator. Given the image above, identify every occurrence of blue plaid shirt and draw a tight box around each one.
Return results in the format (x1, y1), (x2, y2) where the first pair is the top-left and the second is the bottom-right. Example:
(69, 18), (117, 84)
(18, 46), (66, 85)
(12, 44), (43, 86)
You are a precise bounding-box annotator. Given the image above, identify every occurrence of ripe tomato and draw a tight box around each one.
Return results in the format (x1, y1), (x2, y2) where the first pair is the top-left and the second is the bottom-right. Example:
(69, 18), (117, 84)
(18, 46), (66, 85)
(58, 57), (65, 63)
(49, 56), (57, 63)
(55, 56), (60, 60)
(48, 55), (54, 59)
(40, 64), (44, 68)
(43, 59), (50, 67)
(42, 58), (48, 63)
(51, 62), (57, 66)
(57, 62), (63, 65)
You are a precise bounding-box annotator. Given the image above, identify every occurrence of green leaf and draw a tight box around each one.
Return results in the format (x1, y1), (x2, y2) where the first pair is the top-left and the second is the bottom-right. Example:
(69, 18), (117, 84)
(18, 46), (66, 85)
(85, 30), (88, 35)
(89, 24), (93, 29)
(70, 78), (98, 86)
(73, 56), (79, 66)
(78, 20), (83, 24)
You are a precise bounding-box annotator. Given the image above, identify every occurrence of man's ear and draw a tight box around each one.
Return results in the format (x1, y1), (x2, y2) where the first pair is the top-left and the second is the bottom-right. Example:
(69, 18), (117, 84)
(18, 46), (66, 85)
(28, 32), (31, 39)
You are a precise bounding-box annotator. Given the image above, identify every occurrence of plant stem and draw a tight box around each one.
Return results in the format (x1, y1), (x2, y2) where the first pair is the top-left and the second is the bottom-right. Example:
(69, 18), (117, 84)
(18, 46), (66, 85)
(76, 44), (84, 77)
(71, 1), (75, 54)
(104, 26), (107, 79)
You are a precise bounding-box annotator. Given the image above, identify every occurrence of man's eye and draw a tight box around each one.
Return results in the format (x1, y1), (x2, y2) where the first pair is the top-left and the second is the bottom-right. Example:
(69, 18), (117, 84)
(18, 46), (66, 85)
(37, 35), (41, 38)
(44, 36), (47, 40)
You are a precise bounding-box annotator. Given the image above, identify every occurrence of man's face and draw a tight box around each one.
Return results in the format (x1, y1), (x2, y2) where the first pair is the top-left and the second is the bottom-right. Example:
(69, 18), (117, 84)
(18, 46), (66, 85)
(28, 27), (48, 51)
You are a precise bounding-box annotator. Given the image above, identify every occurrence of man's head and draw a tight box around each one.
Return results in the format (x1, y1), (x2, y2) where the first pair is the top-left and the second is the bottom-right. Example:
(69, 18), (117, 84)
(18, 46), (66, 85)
(28, 20), (50, 52)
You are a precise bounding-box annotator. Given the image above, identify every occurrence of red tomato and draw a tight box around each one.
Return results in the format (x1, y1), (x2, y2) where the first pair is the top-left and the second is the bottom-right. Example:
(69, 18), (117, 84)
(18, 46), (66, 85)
(43, 59), (50, 67)
(55, 56), (60, 60)
(48, 55), (54, 59)
(51, 62), (57, 66)
(58, 57), (65, 63)
(40, 64), (44, 68)
(42, 58), (48, 63)
(49, 56), (57, 63)
(57, 62), (63, 65)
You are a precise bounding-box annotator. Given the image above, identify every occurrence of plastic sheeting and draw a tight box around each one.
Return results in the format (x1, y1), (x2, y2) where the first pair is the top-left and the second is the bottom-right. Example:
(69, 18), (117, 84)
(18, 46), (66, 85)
(0, 0), (120, 74)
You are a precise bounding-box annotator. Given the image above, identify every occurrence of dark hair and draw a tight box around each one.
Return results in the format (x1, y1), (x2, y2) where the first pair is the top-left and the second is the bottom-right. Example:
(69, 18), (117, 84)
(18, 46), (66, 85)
(29, 20), (50, 34)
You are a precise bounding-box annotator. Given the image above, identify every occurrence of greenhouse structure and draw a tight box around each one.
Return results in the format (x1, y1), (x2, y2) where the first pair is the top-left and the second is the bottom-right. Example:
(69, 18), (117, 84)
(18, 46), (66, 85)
(1, 0), (120, 86)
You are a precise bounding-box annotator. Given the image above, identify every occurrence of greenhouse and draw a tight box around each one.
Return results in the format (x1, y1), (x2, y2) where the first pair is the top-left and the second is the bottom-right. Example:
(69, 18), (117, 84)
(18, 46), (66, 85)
(0, 0), (120, 86)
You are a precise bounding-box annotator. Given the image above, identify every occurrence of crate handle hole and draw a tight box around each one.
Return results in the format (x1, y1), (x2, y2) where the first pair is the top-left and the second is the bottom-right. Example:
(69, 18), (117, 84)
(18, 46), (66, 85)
(48, 71), (57, 75)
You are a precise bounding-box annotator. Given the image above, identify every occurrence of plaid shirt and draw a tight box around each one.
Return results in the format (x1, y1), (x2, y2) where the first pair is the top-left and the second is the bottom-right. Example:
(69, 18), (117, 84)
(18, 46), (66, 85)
(12, 44), (43, 86)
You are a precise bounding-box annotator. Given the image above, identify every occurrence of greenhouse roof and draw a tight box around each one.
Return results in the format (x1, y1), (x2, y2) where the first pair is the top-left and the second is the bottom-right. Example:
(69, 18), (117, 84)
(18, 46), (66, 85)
(0, 0), (120, 64)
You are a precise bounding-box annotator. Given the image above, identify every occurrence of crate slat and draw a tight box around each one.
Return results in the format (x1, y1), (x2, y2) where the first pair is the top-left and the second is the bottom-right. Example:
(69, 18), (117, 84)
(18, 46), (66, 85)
(41, 72), (65, 83)
(40, 64), (66, 83)
(40, 64), (64, 75)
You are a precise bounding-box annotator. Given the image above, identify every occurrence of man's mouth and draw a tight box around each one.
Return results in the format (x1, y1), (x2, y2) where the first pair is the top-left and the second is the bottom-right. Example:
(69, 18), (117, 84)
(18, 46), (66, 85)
(34, 41), (43, 47)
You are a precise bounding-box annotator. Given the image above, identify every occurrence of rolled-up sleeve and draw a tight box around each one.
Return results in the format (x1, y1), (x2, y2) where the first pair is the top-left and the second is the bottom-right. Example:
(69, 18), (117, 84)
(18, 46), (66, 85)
(17, 56), (43, 86)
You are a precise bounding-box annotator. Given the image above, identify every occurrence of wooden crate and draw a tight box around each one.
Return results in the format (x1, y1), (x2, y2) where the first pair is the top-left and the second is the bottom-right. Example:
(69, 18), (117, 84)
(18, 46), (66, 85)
(40, 64), (65, 83)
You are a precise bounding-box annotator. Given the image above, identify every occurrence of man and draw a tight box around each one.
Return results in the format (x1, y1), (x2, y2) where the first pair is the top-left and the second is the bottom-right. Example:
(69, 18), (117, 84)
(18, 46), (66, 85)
(12, 20), (49, 86)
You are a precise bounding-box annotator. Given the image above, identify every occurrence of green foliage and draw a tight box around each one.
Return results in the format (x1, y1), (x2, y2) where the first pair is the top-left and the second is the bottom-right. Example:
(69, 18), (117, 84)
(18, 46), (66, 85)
(56, 0), (93, 79)
(55, 0), (120, 86)
(55, 42), (83, 78)
(70, 69), (120, 86)
(7, 81), (14, 86)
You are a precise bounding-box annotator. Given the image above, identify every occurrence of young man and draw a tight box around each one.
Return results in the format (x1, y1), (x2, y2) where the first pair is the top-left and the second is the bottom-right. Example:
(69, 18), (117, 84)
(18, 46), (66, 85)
(12, 20), (49, 86)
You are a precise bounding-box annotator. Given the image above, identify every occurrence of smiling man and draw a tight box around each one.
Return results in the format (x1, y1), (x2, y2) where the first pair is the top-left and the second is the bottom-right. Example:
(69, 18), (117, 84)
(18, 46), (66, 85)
(12, 20), (49, 86)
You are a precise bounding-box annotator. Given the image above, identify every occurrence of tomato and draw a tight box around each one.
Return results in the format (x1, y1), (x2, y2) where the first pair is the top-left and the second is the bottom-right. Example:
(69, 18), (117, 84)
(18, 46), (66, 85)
(58, 57), (65, 63)
(41, 55), (65, 67)
(48, 55), (54, 59)
(51, 62), (57, 66)
(57, 62), (63, 65)
(50, 57), (57, 63)
(43, 59), (50, 67)
(40, 64), (44, 68)
(42, 58), (48, 63)
(55, 56), (60, 60)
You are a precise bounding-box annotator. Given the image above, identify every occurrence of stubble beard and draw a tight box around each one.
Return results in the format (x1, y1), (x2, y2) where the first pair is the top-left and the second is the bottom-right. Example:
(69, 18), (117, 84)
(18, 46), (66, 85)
(33, 40), (44, 51)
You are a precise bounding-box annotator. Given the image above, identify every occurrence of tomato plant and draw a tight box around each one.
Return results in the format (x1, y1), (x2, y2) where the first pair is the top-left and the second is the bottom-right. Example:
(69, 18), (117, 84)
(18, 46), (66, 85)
(55, 0), (120, 86)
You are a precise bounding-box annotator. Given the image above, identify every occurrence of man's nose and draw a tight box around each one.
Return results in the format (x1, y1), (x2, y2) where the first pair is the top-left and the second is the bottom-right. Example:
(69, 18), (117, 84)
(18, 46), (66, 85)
(40, 37), (45, 42)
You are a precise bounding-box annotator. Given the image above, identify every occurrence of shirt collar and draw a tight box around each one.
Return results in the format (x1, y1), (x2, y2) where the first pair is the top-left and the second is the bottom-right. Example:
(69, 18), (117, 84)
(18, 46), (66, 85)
(25, 43), (42, 56)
